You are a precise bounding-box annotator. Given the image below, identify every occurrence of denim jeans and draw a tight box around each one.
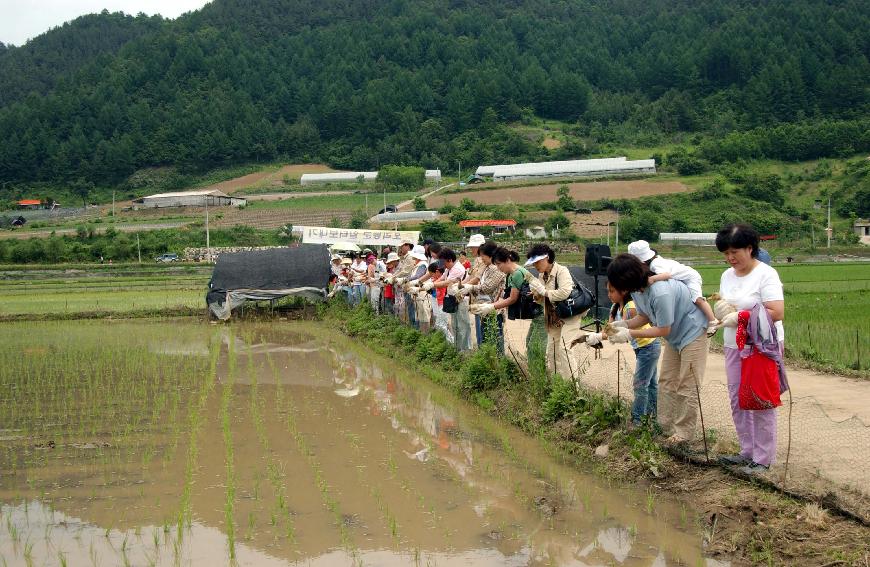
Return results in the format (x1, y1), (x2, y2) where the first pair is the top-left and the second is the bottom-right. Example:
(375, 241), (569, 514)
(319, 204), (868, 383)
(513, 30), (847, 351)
(474, 314), (483, 346)
(632, 340), (661, 424)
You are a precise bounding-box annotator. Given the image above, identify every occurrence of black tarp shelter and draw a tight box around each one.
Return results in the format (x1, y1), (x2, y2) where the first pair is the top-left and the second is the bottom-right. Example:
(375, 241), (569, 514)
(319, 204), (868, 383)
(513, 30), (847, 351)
(206, 245), (330, 319)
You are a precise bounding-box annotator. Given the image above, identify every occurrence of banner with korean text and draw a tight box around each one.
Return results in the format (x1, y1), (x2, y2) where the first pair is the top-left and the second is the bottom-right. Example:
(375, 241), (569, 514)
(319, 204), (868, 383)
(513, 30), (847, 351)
(298, 226), (420, 247)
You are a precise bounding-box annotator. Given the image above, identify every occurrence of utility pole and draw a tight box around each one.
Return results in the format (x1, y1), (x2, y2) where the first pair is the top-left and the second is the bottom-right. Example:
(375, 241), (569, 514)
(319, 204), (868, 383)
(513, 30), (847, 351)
(614, 209), (619, 253)
(136, 233), (141, 264)
(457, 160), (461, 187)
(205, 198), (211, 262)
(112, 191), (115, 217)
(826, 195), (832, 249)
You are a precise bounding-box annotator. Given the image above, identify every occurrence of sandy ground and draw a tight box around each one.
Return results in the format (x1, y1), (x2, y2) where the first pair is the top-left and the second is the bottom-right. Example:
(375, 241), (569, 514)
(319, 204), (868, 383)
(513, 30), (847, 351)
(542, 137), (562, 149)
(431, 180), (689, 207)
(502, 319), (870, 501)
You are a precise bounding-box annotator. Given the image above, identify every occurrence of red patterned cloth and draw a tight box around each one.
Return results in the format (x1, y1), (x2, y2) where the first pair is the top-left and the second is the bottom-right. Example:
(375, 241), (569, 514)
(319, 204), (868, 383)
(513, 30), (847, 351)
(735, 309), (751, 350)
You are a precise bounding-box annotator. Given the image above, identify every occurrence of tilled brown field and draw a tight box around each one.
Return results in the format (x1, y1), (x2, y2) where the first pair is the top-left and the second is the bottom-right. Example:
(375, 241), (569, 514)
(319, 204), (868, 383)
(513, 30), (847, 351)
(432, 179), (690, 206)
(203, 163), (341, 194)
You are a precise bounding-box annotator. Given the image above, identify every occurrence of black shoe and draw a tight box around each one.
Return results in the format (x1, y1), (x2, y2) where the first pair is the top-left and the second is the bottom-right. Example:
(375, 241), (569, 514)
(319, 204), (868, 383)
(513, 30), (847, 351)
(740, 462), (770, 475)
(718, 454), (750, 466)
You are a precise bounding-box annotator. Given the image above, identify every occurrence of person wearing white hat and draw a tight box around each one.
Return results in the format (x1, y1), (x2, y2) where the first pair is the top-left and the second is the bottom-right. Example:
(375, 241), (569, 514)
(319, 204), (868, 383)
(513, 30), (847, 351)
(399, 245), (430, 329)
(455, 233), (487, 346)
(330, 254), (343, 278)
(382, 252), (401, 315)
(459, 240), (506, 348)
(627, 240), (718, 335)
(391, 241), (417, 322)
(523, 243), (586, 381)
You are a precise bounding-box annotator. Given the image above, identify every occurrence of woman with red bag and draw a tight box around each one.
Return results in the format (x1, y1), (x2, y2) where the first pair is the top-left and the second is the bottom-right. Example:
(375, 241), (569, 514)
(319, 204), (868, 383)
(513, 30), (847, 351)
(714, 223), (785, 475)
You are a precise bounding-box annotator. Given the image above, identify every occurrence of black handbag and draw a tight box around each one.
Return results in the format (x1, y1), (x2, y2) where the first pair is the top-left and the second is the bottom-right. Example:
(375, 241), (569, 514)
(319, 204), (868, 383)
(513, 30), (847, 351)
(442, 293), (458, 314)
(553, 267), (594, 319)
(505, 273), (542, 320)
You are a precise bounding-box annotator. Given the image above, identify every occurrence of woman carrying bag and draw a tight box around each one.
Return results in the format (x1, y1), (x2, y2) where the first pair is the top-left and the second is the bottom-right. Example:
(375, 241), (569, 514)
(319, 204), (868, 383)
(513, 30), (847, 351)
(714, 223), (786, 475)
(524, 244), (588, 381)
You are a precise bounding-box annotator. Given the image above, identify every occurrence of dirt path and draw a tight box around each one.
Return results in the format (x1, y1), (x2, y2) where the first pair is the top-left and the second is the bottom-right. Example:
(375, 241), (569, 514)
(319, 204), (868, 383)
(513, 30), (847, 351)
(503, 319), (870, 504)
(431, 179), (689, 207)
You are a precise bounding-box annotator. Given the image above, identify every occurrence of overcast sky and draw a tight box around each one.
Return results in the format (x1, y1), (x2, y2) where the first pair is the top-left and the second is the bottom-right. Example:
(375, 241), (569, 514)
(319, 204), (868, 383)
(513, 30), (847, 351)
(0, 1), (212, 46)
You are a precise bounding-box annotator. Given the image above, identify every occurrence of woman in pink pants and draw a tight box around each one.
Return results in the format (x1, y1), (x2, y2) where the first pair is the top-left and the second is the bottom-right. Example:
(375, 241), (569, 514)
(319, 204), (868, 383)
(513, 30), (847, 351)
(715, 224), (785, 475)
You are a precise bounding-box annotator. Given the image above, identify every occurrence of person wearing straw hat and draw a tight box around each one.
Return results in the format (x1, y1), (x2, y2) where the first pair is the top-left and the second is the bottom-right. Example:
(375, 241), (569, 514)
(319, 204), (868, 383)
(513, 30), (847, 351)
(523, 243), (586, 381)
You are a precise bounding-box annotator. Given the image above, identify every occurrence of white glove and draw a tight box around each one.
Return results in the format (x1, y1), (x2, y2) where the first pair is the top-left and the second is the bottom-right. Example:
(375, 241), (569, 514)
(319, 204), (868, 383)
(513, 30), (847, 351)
(471, 303), (494, 316)
(383, 275), (394, 284)
(422, 281), (434, 291)
(609, 320), (628, 329)
(394, 277), (406, 285)
(585, 332), (603, 346)
(714, 300), (738, 320)
(719, 311), (739, 328)
(455, 286), (470, 298)
(528, 278), (546, 296)
(407, 286), (420, 295)
(608, 327), (632, 344)
(338, 276), (348, 284)
(447, 284), (459, 297)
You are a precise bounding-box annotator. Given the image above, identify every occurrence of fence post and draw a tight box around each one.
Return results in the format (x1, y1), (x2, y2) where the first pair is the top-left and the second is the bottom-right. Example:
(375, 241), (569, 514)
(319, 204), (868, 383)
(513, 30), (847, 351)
(616, 349), (620, 401)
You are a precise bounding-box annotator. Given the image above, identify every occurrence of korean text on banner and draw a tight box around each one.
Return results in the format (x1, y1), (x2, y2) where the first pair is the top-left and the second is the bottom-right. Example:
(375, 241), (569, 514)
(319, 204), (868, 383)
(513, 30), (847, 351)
(298, 226), (420, 247)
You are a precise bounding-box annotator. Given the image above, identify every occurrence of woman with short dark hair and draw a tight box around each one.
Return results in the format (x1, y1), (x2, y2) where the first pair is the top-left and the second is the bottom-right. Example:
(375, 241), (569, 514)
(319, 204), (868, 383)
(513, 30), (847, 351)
(714, 223), (786, 475)
(598, 253), (709, 444)
(524, 243), (585, 380)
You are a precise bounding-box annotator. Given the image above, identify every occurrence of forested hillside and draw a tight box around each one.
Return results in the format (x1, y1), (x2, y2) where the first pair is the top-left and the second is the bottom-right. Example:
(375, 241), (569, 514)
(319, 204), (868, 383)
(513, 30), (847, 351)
(0, 0), (868, 189)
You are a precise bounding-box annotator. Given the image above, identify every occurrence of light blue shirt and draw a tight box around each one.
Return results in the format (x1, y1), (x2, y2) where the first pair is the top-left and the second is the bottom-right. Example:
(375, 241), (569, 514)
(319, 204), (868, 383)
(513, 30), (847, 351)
(631, 279), (706, 351)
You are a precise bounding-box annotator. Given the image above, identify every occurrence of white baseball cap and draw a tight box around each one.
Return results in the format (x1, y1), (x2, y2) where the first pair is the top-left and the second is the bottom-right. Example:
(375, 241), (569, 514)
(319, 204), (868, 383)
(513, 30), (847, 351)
(627, 240), (655, 262)
(466, 234), (485, 248)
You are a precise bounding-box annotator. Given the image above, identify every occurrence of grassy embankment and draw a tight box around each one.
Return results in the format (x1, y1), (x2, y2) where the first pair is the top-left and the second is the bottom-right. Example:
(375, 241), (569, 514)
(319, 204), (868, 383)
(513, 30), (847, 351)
(319, 300), (870, 565)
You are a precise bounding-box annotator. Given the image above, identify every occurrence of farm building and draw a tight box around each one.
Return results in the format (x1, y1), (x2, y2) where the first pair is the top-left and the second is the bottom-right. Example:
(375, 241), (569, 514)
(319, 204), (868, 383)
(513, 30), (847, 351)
(300, 172), (378, 185)
(476, 157), (655, 181)
(374, 210), (438, 223)
(458, 219), (517, 236)
(659, 233), (718, 245)
(425, 170), (442, 183)
(134, 189), (246, 208)
(854, 219), (870, 245)
(17, 199), (43, 210)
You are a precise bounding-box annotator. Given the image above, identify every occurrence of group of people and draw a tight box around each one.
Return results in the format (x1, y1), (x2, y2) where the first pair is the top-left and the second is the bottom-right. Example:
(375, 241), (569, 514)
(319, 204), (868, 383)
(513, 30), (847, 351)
(328, 222), (787, 475)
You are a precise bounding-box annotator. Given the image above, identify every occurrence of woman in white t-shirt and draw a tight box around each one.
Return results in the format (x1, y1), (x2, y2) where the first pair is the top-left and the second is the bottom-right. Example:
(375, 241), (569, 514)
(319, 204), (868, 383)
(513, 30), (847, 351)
(714, 223), (784, 475)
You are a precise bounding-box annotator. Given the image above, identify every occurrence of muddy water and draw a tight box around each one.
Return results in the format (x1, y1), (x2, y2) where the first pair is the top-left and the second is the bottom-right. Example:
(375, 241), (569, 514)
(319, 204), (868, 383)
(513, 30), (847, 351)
(0, 320), (722, 566)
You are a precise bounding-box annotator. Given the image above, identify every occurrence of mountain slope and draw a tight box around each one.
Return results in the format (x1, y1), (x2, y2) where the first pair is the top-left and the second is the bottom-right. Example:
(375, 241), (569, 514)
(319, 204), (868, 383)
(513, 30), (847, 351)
(0, 0), (868, 188)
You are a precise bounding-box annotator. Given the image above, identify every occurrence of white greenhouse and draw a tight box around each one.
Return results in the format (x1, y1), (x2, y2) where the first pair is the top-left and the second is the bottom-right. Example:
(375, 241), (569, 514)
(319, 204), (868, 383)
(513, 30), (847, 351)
(475, 157), (655, 181)
(425, 169), (442, 183)
(300, 172), (378, 185)
(135, 189), (246, 208)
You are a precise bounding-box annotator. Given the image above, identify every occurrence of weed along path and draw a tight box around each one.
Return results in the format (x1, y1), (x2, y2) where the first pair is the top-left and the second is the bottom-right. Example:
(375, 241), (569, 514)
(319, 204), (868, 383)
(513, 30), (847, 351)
(0, 320), (714, 566)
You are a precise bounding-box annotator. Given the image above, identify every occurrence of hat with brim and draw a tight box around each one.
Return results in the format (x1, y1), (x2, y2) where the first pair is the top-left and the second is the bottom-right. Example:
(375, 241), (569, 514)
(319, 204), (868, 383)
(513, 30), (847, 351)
(409, 244), (427, 261)
(341, 258), (352, 265)
(524, 254), (548, 267)
(331, 254), (341, 261)
(627, 240), (655, 263)
(466, 234), (485, 248)
(386, 252), (400, 263)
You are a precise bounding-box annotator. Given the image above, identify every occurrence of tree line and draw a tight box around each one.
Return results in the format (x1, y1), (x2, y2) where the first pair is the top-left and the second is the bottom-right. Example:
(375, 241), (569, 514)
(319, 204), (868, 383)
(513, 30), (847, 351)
(0, 0), (868, 190)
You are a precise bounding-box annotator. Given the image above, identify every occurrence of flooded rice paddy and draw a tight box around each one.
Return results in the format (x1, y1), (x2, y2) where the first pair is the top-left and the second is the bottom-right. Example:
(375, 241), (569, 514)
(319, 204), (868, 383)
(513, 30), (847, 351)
(0, 320), (718, 566)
